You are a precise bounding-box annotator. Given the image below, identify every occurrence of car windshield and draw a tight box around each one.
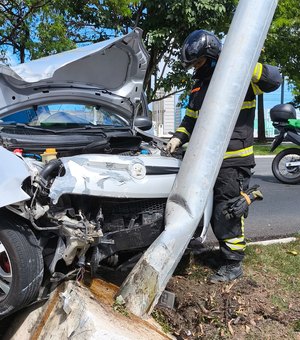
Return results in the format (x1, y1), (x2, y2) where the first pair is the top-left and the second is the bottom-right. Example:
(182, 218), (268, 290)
(0, 103), (129, 127)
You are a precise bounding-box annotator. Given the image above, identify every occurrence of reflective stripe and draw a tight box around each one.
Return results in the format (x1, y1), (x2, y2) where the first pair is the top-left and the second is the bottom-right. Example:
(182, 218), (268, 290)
(224, 146), (254, 159)
(185, 108), (199, 119)
(225, 214), (246, 251)
(225, 235), (246, 251)
(224, 236), (245, 244)
(225, 243), (246, 251)
(252, 62), (263, 83)
(251, 82), (263, 95)
(241, 216), (245, 235)
(241, 99), (256, 110)
(176, 127), (190, 137)
(191, 87), (201, 93)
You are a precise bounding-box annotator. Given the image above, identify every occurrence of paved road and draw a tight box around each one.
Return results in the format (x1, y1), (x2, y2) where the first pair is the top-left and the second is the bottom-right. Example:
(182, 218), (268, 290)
(207, 156), (300, 242)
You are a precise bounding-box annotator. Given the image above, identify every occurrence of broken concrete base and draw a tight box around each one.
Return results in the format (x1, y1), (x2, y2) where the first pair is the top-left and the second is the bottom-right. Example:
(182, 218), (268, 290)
(3, 278), (173, 340)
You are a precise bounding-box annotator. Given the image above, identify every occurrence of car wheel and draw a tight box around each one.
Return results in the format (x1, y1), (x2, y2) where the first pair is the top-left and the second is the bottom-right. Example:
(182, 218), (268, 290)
(0, 210), (44, 319)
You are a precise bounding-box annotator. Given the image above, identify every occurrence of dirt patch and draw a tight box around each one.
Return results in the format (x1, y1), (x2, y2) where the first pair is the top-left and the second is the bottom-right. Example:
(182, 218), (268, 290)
(1, 245), (299, 339)
(154, 249), (300, 339)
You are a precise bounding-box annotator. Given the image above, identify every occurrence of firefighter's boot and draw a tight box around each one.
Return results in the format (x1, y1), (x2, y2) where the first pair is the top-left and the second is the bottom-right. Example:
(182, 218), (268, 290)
(209, 260), (243, 283)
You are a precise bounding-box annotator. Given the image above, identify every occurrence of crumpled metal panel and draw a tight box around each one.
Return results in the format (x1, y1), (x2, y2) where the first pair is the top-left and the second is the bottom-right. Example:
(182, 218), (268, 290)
(0, 147), (30, 207)
(0, 28), (149, 118)
(49, 154), (181, 203)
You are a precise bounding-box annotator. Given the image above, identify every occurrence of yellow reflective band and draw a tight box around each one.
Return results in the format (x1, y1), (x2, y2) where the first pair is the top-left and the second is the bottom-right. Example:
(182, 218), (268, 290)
(251, 82), (263, 95)
(241, 216), (245, 236)
(252, 62), (263, 83)
(225, 243), (246, 251)
(176, 127), (190, 137)
(241, 100), (256, 110)
(224, 236), (245, 244)
(185, 108), (199, 119)
(224, 146), (254, 159)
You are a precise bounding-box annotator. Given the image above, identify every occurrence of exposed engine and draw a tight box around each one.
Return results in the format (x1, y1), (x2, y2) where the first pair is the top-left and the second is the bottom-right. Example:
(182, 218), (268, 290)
(6, 142), (176, 278)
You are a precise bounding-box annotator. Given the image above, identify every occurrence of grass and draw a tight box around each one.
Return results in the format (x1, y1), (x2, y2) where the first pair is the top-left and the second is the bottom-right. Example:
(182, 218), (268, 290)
(113, 296), (130, 317)
(253, 143), (300, 155)
(294, 319), (300, 332)
(151, 310), (173, 334)
(244, 237), (300, 294)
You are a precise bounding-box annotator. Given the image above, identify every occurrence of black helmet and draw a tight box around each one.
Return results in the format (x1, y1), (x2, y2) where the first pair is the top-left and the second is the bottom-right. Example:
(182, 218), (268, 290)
(181, 30), (222, 69)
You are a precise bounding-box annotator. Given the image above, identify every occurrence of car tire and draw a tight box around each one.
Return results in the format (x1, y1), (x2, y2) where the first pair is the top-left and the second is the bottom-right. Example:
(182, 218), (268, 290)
(0, 210), (44, 319)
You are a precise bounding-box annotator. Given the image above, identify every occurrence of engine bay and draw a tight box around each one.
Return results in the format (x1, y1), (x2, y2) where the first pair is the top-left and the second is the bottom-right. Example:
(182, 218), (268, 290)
(2, 136), (181, 278)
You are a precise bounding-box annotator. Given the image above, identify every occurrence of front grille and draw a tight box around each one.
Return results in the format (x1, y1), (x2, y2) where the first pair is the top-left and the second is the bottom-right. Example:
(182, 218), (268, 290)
(103, 198), (166, 215)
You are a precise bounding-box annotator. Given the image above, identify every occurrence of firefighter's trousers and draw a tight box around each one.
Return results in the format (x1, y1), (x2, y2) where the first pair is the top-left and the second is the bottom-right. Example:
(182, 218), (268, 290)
(211, 166), (252, 262)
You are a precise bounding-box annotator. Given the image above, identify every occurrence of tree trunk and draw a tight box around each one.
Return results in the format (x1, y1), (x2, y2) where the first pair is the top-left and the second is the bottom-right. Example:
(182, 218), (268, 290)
(257, 93), (266, 143)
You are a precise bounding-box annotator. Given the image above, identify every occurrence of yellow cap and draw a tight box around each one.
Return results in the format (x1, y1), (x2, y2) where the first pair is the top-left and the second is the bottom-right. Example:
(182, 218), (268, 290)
(44, 148), (57, 154)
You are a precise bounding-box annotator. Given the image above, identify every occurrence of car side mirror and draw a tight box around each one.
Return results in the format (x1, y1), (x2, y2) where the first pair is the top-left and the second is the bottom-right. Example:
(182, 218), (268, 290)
(134, 116), (153, 131)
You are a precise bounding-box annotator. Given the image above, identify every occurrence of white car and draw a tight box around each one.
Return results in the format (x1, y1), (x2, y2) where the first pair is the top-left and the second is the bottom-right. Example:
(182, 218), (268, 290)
(0, 28), (212, 319)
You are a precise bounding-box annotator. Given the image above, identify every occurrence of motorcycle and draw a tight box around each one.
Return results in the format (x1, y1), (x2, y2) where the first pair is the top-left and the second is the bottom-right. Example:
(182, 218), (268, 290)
(270, 103), (300, 184)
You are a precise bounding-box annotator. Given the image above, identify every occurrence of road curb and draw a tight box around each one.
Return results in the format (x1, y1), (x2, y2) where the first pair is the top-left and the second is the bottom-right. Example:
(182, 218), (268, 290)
(255, 155), (275, 158)
(248, 236), (297, 246)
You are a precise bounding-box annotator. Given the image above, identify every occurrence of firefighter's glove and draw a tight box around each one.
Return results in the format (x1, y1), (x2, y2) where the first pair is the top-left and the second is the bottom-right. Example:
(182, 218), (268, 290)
(166, 137), (182, 154)
(222, 185), (263, 220)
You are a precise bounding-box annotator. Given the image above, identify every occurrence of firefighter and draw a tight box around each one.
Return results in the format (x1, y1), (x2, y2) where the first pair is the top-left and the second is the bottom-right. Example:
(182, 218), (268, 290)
(166, 30), (282, 283)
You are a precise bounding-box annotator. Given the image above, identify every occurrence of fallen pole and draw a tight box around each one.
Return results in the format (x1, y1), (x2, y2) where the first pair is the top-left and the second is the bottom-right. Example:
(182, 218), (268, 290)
(117, 0), (279, 317)
(4, 280), (172, 339)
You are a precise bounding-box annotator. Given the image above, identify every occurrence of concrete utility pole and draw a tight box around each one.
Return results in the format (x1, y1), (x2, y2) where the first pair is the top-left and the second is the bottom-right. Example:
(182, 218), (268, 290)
(117, 0), (279, 317)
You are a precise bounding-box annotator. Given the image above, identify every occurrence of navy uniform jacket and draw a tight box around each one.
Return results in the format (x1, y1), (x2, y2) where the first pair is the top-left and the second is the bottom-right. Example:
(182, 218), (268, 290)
(173, 61), (283, 167)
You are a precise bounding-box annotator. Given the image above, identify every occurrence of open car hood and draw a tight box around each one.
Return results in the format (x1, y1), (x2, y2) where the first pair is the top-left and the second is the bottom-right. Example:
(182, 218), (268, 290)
(0, 28), (149, 118)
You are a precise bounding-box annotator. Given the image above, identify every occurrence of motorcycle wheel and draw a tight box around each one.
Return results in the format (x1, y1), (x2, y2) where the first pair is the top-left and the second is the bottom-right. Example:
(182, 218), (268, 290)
(272, 148), (300, 184)
(0, 210), (44, 319)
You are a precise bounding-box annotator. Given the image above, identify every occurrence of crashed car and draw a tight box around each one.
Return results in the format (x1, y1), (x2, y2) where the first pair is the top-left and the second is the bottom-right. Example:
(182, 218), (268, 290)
(0, 28), (212, 318)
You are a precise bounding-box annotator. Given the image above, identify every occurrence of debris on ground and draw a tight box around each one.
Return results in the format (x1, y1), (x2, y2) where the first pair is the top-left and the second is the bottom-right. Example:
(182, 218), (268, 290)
(154, 248), (300, 339)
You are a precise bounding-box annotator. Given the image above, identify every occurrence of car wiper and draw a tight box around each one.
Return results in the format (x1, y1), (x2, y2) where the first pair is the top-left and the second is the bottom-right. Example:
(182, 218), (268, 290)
(97, 125), (131, 130)
(2, 123), (56, 133)
(41, 124), (131, 133)
(4, 123), (107, 135)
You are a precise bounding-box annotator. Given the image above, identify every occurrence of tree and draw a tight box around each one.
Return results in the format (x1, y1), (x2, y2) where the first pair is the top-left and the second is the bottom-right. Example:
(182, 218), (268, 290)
(0, 0), (76, 63)
(0, 0), (134, 63)
(0, 0), (235, 104)
(3, 1), (296, 144)
(264, 0), (300, 106)
(127, 0), (236, 102)
(60, 0), (236, 102)
(253, 0), (300, 142)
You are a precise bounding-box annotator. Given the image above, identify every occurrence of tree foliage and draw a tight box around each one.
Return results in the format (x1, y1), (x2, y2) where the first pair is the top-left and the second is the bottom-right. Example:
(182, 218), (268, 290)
(0, 0), (76, 63)
(126, 0), (236, 102)
(0, 0), (134, 63)
(0, 0), (235, 103)
(264, 0), (300, 106)
(0, 0), (299, 107)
